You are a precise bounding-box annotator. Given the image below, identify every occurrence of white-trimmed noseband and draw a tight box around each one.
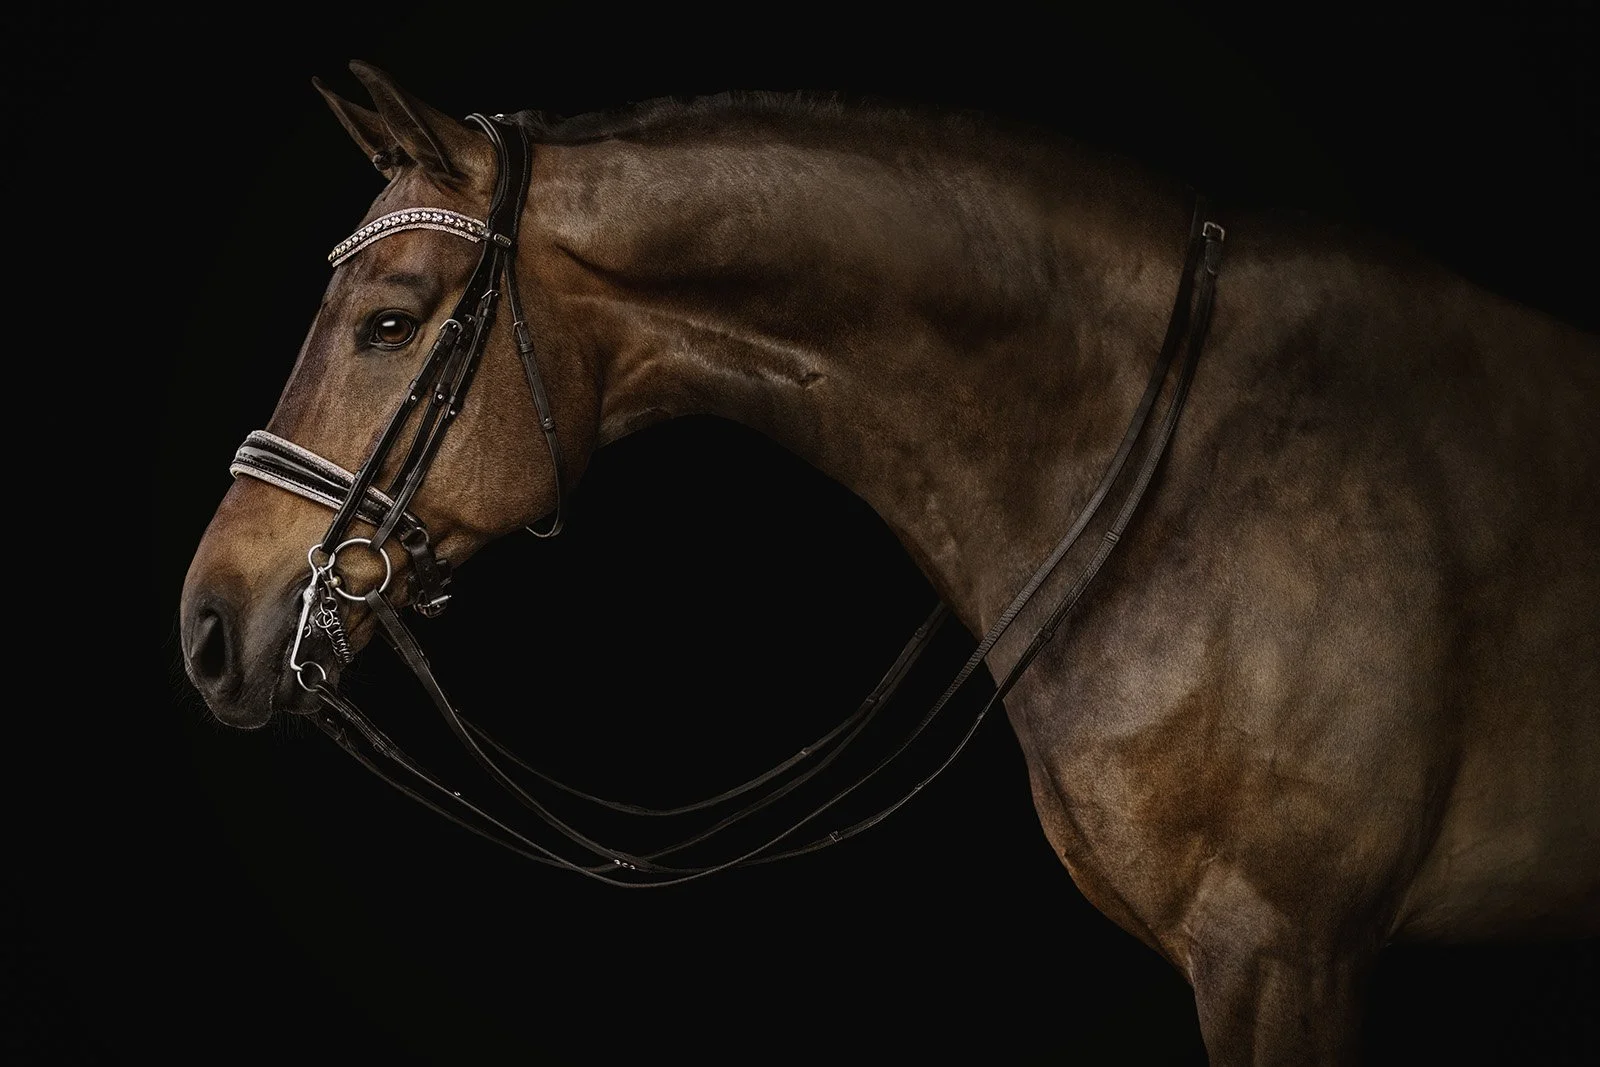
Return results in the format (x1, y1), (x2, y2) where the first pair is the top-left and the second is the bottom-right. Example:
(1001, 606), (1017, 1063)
(328, 207), (490, 267)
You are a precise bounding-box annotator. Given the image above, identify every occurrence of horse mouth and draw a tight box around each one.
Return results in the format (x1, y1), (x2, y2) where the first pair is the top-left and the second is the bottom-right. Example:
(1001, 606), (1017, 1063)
(270, 644), (341, 720)
(183, 576), (353, 729)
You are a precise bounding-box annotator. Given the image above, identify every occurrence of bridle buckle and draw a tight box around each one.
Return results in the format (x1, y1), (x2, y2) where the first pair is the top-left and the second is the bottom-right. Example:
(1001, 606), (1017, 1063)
(414, 593), (453, 619)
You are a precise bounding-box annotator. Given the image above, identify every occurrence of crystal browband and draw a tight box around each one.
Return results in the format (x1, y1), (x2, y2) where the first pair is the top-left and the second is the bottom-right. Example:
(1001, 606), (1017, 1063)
(328, 207), (490, 267)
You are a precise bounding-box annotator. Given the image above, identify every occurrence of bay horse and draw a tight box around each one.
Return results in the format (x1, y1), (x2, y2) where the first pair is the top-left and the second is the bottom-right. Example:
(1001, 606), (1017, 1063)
(180, 62), (1599, 1064)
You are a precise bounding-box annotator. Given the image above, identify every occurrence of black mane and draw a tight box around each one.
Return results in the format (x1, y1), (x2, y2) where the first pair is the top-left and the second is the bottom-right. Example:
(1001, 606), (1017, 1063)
(507, 90), (981, 146)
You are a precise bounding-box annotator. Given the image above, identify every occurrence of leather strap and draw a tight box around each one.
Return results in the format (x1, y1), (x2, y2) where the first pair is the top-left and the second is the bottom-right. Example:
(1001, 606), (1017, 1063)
(239, 116), (549, 618)
(356, 584), (954, 878)
(235, 105), (1228, 883)
(308, 195), (1227, 885)
(479, 115), (567, 538)
(230, 431), (452, 610)
(757, 212), (1227, 862)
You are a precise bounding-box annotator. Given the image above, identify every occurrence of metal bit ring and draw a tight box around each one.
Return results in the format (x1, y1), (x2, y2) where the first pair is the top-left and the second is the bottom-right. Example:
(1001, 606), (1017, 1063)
(326, 537), (393, 602)
(294, 659), (329, 692)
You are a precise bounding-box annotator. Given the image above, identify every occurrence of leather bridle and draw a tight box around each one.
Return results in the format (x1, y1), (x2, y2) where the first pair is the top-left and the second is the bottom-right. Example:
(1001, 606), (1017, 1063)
(228, 110), (1226, 887)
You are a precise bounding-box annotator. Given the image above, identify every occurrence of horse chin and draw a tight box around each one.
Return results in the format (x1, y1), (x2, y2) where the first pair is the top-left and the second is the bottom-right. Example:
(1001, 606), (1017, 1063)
(270, 654), (340, 721)
(203, 646), (337, 730)
(200, 676), (278, 731)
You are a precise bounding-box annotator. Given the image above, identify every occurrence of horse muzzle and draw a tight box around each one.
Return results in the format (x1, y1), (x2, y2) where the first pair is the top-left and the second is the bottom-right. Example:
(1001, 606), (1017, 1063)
(180, 480), (365, 727)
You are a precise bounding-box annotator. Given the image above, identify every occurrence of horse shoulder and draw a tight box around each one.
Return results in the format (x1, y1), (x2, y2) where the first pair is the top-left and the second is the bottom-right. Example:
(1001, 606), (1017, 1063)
(1002, 221), (1600, 964)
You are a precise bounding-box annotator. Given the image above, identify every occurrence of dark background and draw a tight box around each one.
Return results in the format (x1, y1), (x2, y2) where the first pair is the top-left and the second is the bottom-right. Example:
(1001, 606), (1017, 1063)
(9, 2), (1598, 1063)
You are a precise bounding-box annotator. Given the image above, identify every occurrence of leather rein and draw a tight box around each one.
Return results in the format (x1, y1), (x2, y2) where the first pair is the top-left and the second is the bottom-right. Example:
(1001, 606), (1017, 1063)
(228, 111), (1226, 887)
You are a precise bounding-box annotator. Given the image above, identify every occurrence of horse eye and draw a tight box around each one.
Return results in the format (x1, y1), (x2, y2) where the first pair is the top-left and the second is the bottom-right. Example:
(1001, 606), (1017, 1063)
(369, 312), (418, 348)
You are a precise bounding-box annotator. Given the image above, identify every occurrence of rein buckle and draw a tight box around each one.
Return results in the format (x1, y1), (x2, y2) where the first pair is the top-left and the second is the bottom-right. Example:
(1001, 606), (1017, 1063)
(414, 592), (453, 618)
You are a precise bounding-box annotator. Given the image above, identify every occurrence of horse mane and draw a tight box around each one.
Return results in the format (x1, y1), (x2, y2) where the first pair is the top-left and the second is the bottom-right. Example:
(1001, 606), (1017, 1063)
(501, 90), (1174, 219)
(506, 90), (988, 146)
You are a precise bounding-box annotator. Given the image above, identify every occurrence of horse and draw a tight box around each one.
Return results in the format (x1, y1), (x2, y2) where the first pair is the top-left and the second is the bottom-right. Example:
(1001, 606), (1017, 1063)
(179, 62), (1599, 1064)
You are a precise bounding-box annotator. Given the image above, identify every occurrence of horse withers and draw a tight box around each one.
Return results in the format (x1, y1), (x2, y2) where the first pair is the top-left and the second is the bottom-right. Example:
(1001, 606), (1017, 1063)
(180, 63), (1599, 1063)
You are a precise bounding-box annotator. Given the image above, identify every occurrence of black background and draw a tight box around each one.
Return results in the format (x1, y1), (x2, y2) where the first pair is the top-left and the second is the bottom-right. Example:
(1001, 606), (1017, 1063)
(9, 2), (1598, 1063)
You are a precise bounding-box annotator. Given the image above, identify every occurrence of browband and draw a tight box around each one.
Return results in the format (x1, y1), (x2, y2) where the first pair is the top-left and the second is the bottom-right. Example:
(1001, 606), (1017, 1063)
(328, 207), (489, 267)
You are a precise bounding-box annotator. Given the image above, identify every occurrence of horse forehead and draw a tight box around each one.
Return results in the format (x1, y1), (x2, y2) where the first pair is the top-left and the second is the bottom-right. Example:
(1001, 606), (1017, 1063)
(322, 224), (482, 310)
(322, 173), (492, 272)
(362, 170), (484, 223)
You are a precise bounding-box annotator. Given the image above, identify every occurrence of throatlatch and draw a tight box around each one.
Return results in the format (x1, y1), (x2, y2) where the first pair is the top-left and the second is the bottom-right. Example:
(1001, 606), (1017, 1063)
(228, 109), (1227, 886)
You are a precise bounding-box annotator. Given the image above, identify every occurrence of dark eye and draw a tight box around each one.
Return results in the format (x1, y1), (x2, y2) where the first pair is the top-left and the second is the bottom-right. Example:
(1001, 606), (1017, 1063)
(369, 311), (418, 349)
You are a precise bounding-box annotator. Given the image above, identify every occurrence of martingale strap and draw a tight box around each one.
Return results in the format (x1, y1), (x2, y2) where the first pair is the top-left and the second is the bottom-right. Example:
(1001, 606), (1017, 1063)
(232, 106), (1226, 886)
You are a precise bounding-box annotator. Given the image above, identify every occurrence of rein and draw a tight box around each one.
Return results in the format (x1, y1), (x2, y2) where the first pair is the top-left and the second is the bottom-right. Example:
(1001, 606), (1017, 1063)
(229, 112), (1226, 886)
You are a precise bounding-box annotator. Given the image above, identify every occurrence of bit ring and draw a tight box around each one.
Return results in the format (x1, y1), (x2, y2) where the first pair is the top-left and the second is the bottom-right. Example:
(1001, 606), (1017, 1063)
(326, 537), (393, 602)
(295, 660), (328, 692)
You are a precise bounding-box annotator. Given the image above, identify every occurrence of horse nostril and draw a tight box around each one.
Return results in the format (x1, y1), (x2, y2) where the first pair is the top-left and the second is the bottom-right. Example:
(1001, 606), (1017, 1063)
(182, 593), (270, 726)
(191, 607), (231, 684)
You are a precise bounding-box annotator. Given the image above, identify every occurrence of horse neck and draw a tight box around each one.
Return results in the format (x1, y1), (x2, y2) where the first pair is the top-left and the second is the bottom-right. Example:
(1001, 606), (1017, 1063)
(528, 115), (1191, 632)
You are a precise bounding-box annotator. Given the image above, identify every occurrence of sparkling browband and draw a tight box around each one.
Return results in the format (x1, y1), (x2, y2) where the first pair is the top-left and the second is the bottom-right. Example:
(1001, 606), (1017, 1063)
(328, 207), (489, 267)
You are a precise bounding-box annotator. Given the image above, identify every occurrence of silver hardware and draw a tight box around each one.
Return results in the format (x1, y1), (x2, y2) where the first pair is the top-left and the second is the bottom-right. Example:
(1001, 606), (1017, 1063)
(289, 550), (336, 689)
(415, 593), (452, 619)
(294, 660), (328, 692)
(326, 536), (393, 602)
(1202, 221), (1225, 242)
(311, 589), (354, 663)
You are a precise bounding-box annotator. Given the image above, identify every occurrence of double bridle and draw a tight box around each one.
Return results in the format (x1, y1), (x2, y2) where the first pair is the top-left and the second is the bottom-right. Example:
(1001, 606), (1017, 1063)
(229, 110), (1226, 887)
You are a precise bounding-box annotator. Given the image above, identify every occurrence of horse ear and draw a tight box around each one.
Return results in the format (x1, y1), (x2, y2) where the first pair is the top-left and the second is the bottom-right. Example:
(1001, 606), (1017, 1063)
(347, 60), (489, 184)
(313, 77), (405, 179)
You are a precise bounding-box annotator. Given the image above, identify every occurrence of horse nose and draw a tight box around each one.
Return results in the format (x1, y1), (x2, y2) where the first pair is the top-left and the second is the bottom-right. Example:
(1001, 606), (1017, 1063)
(181, 581), (313, 728)
(186, 596), (241, 702)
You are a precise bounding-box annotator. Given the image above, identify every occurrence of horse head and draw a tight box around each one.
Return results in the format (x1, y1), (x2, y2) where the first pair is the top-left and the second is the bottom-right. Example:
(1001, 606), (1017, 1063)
(181, 63), (595, 727)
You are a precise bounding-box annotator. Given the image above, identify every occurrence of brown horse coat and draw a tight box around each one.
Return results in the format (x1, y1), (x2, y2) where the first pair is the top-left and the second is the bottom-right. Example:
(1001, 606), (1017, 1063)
(182, 66), (1599, 1063)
